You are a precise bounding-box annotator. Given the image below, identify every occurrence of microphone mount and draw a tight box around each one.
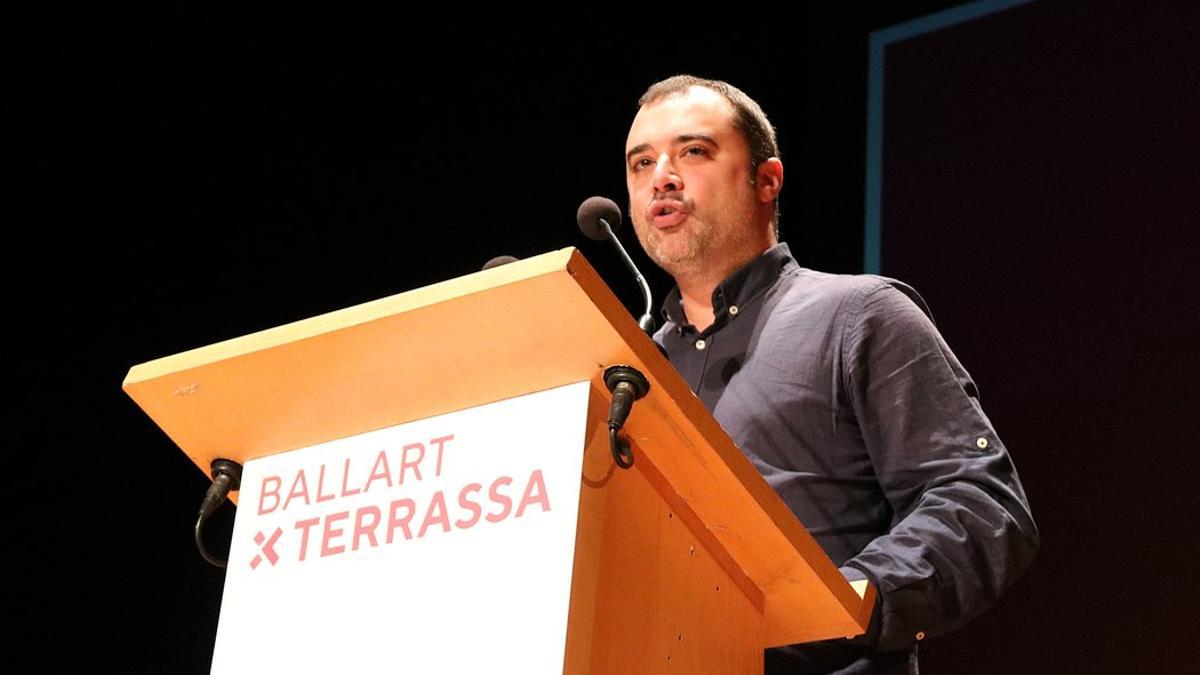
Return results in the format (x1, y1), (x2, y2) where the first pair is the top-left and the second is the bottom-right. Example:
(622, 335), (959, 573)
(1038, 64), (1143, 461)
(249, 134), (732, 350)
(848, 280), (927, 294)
(603, 365), (650, 469)
(195, 458), (242, 568)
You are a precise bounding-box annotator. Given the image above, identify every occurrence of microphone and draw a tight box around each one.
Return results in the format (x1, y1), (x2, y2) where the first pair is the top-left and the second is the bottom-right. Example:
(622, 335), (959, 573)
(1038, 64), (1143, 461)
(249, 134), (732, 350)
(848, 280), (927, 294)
(576, 196), (656, 335)
(482, 255), (519, 271)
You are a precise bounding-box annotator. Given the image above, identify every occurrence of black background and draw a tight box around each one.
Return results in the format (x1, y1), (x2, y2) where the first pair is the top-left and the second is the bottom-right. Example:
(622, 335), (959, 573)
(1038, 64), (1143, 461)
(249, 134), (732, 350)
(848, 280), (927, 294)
(13, 3), (1198, 673)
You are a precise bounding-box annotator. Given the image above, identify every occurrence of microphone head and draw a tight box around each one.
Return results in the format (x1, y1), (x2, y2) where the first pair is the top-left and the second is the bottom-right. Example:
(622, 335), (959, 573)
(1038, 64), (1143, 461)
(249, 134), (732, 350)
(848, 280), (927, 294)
(482, 255), (520, 271)
(577, 196), (623, 241)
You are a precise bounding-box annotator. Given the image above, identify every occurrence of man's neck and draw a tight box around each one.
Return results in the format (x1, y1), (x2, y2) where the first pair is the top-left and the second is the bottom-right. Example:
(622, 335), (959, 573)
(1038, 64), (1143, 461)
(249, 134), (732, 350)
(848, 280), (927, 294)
(673, 244), (772, 332)
(677, 280), (719, 333)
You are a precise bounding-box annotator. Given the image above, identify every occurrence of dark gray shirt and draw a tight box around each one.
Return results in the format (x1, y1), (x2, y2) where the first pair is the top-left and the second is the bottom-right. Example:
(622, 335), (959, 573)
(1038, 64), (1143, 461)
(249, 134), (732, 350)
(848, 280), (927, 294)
(655, 244), (1038, 674)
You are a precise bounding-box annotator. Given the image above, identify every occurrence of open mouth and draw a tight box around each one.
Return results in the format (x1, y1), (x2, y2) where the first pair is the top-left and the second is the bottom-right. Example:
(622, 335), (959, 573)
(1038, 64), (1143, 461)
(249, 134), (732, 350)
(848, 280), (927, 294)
(650, 201), (688, 228)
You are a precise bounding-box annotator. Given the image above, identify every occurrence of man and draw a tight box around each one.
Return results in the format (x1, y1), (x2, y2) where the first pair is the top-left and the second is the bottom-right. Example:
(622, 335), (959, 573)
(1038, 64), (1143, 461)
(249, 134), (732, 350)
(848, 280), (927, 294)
(624, 75), (1039, 674)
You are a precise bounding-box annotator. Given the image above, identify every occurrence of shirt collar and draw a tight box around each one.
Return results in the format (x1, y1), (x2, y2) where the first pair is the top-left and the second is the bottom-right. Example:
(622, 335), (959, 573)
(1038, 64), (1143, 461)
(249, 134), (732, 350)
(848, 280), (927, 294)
(660, 242), (798, 329)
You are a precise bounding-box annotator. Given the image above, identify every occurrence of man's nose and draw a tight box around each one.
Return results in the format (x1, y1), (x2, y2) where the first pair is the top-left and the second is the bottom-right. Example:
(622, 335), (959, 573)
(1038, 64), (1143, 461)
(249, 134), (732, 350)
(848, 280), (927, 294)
(652, 154), (681, 193)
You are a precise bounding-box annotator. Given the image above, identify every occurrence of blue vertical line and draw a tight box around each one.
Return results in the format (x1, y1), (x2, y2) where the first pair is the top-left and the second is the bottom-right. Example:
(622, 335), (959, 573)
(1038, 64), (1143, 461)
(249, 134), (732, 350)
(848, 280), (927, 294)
(865, 35), (886, 275)
(863, 0), (1037, 274)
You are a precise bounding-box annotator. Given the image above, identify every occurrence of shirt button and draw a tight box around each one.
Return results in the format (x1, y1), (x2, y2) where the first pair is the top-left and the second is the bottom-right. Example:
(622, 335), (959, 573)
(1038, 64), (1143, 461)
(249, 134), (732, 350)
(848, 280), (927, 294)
(728, 305), (739, 315)
(976, 437), (989, 449)
(695, 339), (707, 351)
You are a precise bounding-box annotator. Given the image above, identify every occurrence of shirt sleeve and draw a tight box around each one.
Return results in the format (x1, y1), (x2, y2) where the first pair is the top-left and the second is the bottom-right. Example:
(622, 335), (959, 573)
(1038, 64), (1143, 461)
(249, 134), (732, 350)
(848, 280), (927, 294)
(839, 281), (1039, 651)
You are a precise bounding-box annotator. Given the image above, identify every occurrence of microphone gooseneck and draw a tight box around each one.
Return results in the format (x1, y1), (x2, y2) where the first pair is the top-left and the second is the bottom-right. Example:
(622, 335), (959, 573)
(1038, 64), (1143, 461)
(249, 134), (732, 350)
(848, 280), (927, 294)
(576, 196), (656, 335)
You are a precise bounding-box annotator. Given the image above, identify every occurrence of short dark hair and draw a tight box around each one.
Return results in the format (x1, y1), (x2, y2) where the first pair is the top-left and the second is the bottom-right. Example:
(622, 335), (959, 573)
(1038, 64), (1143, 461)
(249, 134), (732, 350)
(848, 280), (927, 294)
(639, 75), (779, 172)
(638, 75), (781, 231)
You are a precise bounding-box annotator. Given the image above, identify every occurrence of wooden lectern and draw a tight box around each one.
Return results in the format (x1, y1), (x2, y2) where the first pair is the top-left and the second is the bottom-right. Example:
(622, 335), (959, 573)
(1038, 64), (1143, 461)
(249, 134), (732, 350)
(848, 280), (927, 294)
(124, 248), (874, 674)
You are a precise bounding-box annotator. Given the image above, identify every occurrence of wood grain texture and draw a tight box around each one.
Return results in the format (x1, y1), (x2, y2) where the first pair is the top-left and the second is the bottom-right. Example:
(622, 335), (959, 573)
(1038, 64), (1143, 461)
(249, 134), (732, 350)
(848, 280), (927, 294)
(564, 386), (763, 674)
(123, 247), (873, 648)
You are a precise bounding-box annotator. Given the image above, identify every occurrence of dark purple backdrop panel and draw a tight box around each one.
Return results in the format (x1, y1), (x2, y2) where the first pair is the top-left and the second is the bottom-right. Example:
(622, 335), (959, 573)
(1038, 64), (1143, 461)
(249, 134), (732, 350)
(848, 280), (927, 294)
(879, 1), (1199, 672)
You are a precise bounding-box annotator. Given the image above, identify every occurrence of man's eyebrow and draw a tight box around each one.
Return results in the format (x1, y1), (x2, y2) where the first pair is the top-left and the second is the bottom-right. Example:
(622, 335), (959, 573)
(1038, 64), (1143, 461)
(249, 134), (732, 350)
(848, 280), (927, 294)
(625, 133), (719, 164)
(675, 132), (717, 146)
(626, 143), (652, 164)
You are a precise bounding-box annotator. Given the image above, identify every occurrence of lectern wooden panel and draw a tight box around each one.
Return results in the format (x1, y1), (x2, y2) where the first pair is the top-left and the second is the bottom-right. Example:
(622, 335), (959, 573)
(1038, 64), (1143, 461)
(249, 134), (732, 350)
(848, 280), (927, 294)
(124, 248), (874, 672)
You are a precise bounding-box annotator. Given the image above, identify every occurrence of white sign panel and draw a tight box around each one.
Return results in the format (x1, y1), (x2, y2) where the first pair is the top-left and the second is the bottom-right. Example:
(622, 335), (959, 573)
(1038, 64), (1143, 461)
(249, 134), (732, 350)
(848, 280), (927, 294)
(211, 381), (591, 675)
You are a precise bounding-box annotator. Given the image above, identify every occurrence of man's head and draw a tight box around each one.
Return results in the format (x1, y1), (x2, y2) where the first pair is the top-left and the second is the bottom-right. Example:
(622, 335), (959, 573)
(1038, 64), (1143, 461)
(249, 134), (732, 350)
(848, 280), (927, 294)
(624, 75), (783, 281)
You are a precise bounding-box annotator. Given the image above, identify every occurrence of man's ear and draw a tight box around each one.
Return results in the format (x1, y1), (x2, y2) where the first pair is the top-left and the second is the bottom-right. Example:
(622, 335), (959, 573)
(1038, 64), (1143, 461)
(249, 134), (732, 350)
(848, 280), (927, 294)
(755, 158), (784, 203)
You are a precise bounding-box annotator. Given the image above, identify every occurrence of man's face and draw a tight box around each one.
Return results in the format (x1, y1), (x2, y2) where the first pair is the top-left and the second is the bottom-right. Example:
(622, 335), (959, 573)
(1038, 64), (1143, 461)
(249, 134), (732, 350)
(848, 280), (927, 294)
(625, 86), (759, 277)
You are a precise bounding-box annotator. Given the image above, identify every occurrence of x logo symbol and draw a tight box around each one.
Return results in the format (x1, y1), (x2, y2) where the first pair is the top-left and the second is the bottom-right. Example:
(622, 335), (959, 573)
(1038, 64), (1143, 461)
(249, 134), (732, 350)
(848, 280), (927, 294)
(250, 528), (283, 570)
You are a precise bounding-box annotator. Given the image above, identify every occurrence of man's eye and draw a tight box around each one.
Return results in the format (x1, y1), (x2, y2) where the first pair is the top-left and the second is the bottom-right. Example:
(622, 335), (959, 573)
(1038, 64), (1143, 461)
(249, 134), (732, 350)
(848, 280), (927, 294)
(632, 158), (654, 171)
(684, 146), (708, 157)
